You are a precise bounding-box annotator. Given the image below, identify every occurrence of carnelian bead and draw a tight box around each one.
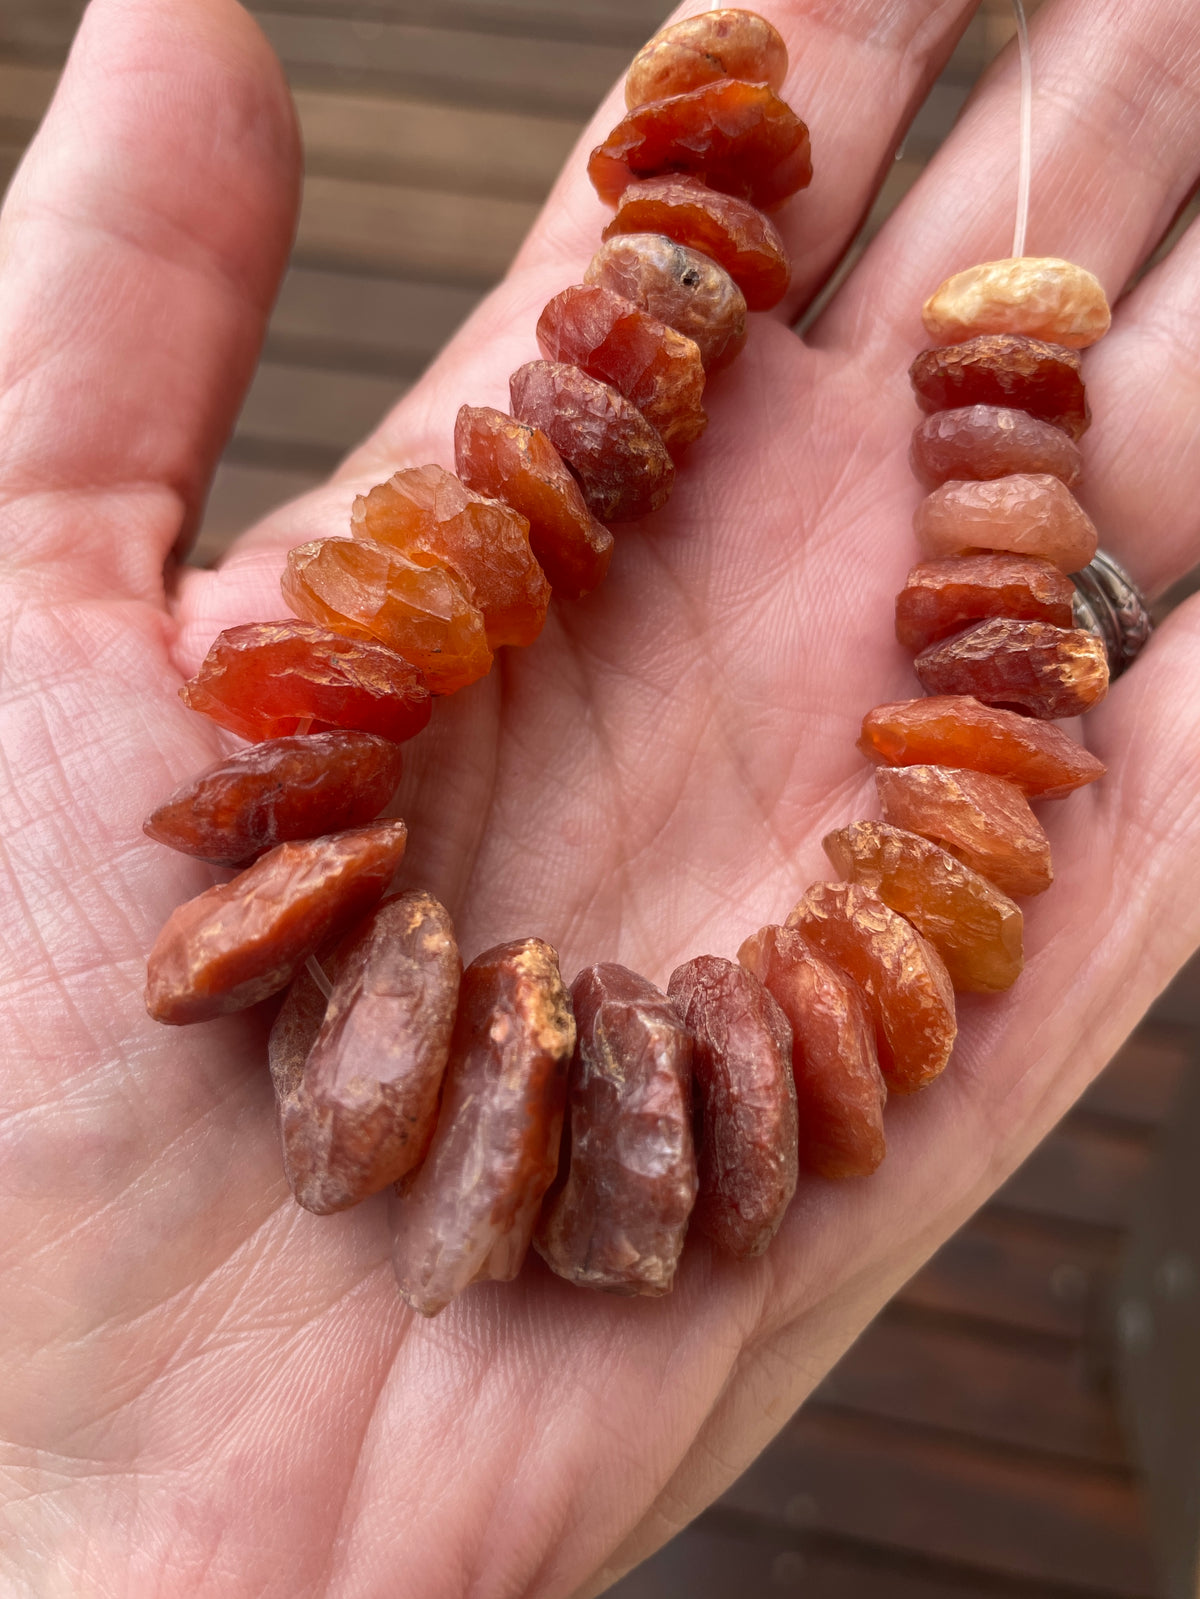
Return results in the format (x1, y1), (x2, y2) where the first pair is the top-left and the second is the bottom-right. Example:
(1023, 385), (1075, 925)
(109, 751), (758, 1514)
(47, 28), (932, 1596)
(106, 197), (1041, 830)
(895, 553), (1077, 652)
(602, 176), (790, 311)
(625, 9), (788, 109)
(914, 618), (1109, 719)
(910, 334), (1090, 440)
(585, 234), (747, 371)
(536, 284), (706, 454)
(860, 697), (1106, 799)
(913, 475), (1098, 573)
(910, 406), (1083, 490)
(180, 620), (432, 745)
(453, 405), (613, 599)
(589, 80), (811, 212)
(922, 258), (1111, 349)
(351, 464), (550, 650)
(282, 538), (493, 696)
(509, 360), (674, 522)
(875, 766), (1053, 898)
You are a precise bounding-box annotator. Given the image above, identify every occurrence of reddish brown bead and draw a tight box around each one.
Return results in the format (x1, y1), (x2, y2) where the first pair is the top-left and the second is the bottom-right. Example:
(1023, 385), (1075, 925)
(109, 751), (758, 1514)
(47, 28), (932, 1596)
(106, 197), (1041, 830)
(535, 963), (696, 1296)
(145, 820), (408, 1025)
(390, 938), (575, 1315)
(914, 475), (1098, 573)
(785, 884), (957, 1095)
(590, 81), (811, 212)
(282, 537), (493, 696)
(585, 234), (747, 371)
(875, 766), (1052, 897)
(909, 334), (1090, 441)
(823, 821), (1024, 994)
(860, 696), (1106, 799)
(509, 360), (674, 523)
(909, 405), (1083, 491)
(453, 405), (613, 599)
(914, 618), (1109, 719)
(602, 176), (790, 311)
(144, 731), (403, 868)
(738, 924), (887, 1178)
(667, 955), (798, 1259)
(625, 9), (788, 109)
(537, 284), (707, 454)
(180, 620), (432, 745)
(351, 465), (550, 650)
(270, 891), (460, 1215)
(895, 553), (1077, 653)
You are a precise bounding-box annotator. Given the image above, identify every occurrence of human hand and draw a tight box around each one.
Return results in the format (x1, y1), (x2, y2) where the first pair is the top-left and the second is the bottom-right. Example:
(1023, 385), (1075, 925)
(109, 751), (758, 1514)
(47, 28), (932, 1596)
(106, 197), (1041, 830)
(3, 0), (1199, 1592)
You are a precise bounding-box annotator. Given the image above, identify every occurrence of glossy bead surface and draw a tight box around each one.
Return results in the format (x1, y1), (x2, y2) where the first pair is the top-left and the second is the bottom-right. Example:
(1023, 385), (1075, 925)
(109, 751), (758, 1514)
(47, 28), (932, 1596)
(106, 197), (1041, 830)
(909, 406), (1083, 491)
(913, 475), (1098, 573)
(585, 234), (747, 370)
(895, 553), (1077, 652)
(910, 334), (1089, 440)
(875, 766), (1053, 897)
(922, 257), (1111, 349)
(625, 9), (788, 108)
(914, 618), (1109, 719)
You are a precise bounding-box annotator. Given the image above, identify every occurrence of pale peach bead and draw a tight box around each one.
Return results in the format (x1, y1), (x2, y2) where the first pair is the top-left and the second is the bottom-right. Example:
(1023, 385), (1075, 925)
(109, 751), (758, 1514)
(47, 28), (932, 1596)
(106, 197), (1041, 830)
(913, 474), (1098, 573)
(625, 10), (788, 109)
(922, 258), (1111, 349)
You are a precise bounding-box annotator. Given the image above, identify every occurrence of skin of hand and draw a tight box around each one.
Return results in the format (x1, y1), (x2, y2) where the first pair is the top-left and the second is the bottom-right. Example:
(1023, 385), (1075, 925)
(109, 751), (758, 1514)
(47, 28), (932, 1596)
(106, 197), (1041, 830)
(1, 0), (1199, 1593)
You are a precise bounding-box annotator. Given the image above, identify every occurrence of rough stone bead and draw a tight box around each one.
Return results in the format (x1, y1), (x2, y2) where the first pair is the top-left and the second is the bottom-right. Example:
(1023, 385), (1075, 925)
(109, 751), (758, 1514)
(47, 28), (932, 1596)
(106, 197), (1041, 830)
(590, 80), (811, 211)
(909, 406), (1082, 491)
(144, 731), (404, 868)
(585, 234), (748, 371)
(922, 257), (1111, 349)
(180, 620), (432, 745)
(914, 618), (1110, 719)
(509, 359), (674, 523)
(145, 820), (408, 1025)
(737, 924), (886, 1179)
(390, 938), (575, 1315)
(895, 553), (1077, 652)
(536, 284), (707, 453)
(270, 891), (461, 1215)
(453, 405), (613, 599)
(913, 474), (1098, 573)
(282, 537), (493, 696)
(602, 176), (790, 311)
(625, 9), (788, 108)
(910, 335), (1090, 440)
(859, 696), (1106, 799)
(535, 963), (696, 1296)
(875, 766), (1052, 897)
(823, 821), (1024, 994)
(667, 955), (798, 1259)
(785, 883), (957, 1095)
(351, 464), (550, 650)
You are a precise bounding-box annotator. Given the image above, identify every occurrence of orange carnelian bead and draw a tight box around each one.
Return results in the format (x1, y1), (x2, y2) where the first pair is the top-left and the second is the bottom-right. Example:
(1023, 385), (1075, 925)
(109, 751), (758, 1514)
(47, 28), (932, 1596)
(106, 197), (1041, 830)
(910, 334), (1090, 440)
(180, 620), (432, 745)
(823, 821), (1023, 994)
(509, 360), (674, 523)
(454, 405), (613, 600)
(875, 765), (1053, 897)
(785, 883), (956, 1094)
(910, 406), (1083, 490)
(914, 618), (1109, 720)
(921, 258), (1111, 349)
(625, 9), (788, 109)
(282, 538), (493, 696)
(589, 80), (811, 211)
(537, 284), (706, 454)
(895, 553), (1077, 652)
(860, 697), (1106, 799)
(585, 234), (747, 371)
(351, 464), (549, 650)
(602, 175), (790, 311)
(913, 475), (1098, 573)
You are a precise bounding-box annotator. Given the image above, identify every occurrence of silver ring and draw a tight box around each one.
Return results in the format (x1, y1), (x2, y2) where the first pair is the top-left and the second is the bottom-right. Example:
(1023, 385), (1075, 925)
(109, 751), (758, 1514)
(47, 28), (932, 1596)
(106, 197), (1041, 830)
(1071, 550), (1153, 679)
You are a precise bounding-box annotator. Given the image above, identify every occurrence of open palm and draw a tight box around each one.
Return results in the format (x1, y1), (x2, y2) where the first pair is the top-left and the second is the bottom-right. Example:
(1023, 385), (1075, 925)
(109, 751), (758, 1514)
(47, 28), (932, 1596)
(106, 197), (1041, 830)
(3, 0), (1200, 1592)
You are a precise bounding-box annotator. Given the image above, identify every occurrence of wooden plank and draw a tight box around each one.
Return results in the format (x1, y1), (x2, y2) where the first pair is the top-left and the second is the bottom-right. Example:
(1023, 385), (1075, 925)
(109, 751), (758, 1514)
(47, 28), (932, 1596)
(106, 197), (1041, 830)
(1080, 1024), (1189, 1128)
(249, 1), (671, 50)
(997, 1118), (1152, 1230)
(254, 12), (631, 117)
(818, 1307), (1127, 1467)
(900, 1208), (1116, 1342)
(722, 1409), (1155, 1597)
(295, 172), (538, 284)
(0, 60), (56, 129)
(266, 267), (481, 379)
(194, 460), (321, 567)
(0, 0), (83, 62)
(295, 86), (581, 201)
(233, 360), (407, 460)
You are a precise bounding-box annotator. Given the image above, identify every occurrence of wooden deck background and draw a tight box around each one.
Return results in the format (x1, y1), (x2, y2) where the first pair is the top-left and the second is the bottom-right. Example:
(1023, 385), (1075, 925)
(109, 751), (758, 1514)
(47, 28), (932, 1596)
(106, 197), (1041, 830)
(2, 2), (1199, 1595)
